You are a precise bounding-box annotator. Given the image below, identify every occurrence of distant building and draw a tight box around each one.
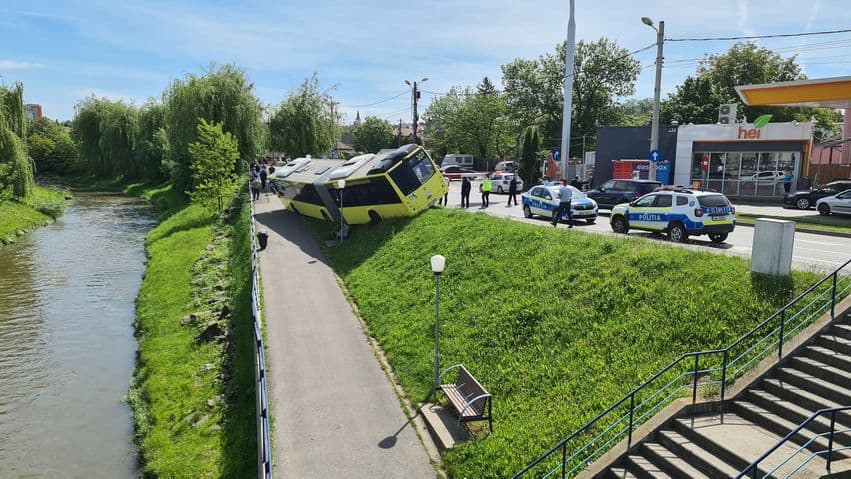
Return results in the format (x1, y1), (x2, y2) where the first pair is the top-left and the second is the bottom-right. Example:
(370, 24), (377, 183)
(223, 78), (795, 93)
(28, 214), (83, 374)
(25, 104), (42, 120)
(394, 121), (422, 140)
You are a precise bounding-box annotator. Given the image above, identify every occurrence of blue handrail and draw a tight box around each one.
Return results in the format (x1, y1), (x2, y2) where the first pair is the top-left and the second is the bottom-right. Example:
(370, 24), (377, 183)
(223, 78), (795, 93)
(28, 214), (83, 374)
(514, 258), (851, 479)
(248, 176), (274, 479)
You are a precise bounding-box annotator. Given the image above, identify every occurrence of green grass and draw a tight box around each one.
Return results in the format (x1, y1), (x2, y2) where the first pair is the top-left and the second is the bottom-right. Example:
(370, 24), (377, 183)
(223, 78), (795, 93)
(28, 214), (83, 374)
(320, 208), (821, 478)
(129, 185), (256, 478)
(736, 212), (851, 235)
(0, 186), (67, 243)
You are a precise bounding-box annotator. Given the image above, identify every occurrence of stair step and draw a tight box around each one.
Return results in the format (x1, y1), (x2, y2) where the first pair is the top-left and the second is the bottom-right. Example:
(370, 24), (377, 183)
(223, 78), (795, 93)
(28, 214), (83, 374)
(673, 415), (758, 472)
(778, 367), (851, 405)
(803, 345), (851, 373)
(656, 428), (740, 478)
(607, 467), (640, 479)
(818, 334), (851, 356)
(789, 356), (851, 386)
(748, 389), (851, 437)
(641, 442), (711, 479)
(830, 323), (851, 340)
(625, 454), (673, 479)
(761, 377), (847, 415)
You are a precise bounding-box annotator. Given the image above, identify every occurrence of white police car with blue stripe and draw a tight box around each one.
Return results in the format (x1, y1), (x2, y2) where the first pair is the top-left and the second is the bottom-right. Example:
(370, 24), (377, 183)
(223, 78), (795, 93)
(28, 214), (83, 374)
(522, 185), (598, 223)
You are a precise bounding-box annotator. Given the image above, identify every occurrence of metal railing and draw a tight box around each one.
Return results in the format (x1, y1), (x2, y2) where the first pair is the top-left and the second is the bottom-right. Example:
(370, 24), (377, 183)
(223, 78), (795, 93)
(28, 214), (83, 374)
(248, 178), (273, 479)
(735, 406), (851, 478)
(514, 259), (851, 479)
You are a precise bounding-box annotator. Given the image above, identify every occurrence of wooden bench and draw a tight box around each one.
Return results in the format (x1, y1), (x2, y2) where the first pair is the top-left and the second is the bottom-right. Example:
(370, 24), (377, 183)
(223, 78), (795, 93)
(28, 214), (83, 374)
(437, 364), (492, 432)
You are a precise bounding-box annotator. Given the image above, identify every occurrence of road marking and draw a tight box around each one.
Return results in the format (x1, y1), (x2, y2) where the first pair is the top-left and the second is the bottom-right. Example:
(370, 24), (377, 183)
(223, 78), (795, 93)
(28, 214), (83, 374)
(796, 255), (842, 265)
(796, 246), (847, 253)
(797, 239), (844, 247)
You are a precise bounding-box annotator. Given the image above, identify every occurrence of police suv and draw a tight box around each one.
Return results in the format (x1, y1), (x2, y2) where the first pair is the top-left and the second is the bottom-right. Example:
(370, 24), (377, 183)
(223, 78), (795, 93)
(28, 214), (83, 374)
(609, 188), (735, 243)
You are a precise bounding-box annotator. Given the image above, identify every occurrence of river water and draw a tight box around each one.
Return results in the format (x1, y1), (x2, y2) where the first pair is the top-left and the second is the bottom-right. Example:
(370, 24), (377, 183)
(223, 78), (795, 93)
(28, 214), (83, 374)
(0, 192), (156, 478)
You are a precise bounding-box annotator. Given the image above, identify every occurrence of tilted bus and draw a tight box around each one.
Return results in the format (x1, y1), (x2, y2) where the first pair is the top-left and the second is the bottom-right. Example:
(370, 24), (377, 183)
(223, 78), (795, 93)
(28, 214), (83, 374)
(270, 144), (447, 234)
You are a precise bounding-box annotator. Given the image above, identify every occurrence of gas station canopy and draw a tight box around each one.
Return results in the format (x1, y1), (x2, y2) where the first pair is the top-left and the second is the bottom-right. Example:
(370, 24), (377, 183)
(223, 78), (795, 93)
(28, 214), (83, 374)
(736, 76), (851, 109)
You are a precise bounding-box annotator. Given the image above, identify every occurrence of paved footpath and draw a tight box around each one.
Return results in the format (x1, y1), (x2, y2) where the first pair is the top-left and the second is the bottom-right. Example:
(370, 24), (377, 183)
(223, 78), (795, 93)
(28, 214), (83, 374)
(252, 195), (435, 479)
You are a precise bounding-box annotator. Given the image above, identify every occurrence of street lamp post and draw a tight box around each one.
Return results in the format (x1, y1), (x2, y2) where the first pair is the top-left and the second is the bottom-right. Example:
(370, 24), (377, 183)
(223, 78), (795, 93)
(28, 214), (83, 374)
(430, 254), (446, 391)
(642, 16), (665, 182)
(405, 78), (429, 145)
(560, 0), (577, 181)
(337, 179), (346, 243)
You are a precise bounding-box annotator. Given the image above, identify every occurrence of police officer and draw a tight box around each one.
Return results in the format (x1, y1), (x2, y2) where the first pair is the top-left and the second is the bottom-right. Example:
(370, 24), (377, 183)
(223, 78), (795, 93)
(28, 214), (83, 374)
(552, 179), (574, 228)
(460, 176), (471, 208)
(480, 175), (492, 208)
(507, 175), (518, 207)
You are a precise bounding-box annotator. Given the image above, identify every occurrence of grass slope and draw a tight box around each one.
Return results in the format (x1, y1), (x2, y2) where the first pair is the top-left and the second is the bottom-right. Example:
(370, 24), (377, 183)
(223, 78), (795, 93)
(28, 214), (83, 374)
(130, 185), (255, 478)
(0, 186), (66, 243)
(323, 208), (819, 478)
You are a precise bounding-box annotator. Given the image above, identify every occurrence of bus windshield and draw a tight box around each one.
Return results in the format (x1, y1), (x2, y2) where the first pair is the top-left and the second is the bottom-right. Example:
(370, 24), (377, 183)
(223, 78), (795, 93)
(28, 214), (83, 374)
(389, 151), (436, 195)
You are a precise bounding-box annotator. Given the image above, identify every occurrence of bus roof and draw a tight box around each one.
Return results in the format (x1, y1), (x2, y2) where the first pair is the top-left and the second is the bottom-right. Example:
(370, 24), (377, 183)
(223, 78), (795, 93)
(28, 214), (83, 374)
(278, 144), (421, 184)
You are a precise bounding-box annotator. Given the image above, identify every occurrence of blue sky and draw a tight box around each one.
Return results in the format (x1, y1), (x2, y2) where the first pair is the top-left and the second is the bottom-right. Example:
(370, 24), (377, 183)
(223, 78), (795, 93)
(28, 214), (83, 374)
(1, 0), (850, 123)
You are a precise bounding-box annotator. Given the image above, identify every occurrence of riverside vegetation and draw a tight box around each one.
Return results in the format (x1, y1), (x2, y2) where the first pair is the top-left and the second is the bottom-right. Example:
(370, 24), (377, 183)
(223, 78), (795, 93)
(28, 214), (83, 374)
(321, 208), (821, 478)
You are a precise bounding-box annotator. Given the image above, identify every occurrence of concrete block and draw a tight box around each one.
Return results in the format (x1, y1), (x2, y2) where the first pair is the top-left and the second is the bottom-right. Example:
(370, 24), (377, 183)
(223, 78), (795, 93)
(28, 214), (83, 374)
(419, 403), (469, 450)
(751, 218), (794, 276)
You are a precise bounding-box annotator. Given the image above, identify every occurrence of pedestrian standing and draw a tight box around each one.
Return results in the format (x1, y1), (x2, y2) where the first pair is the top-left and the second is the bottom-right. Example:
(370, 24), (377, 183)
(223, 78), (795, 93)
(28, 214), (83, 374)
(480, 175), (492, 208)
(442, 175), (450, 206)
(250, 166), (262, 201)
(570, 175), (581, 189)
(461, 176), (471, 208)
(783, 169), (793, 193)
(551, 179), (574, 228)
(260, 166), (268, 193)
(507, 175), (518, 206)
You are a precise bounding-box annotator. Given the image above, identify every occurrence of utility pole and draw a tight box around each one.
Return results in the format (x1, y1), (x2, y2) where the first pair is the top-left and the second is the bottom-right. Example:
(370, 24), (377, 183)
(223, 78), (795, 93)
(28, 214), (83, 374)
(643, 17), (665, 182)
(560, 0), (577, 181)
(405, 77), (428, 145)
(398, 118), (403, 147)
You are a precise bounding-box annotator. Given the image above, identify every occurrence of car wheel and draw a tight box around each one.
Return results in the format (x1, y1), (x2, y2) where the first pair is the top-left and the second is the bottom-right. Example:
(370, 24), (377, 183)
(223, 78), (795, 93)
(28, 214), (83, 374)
(523, 205), (533, 218)
(818, 203), (831, 216)
(796, 198), (810, 210)
(611, 215), (628, 234)
(709, 233), (728, 243)
(668, 222), (688, 243)
(497, 186), (504, 194)
(586, 218), (595, 224)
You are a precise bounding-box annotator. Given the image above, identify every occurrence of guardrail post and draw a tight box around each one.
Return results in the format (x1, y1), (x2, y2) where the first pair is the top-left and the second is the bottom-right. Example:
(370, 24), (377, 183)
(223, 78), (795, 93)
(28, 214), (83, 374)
(692, 354), (699, 404)
(561, 442), (567, 479)
(831, 271), (837, 320)
(827, 410), (836, 473)
(778, 309), (786, 360)
(628, 392), (635, 450)
(720, 350), (729, 419)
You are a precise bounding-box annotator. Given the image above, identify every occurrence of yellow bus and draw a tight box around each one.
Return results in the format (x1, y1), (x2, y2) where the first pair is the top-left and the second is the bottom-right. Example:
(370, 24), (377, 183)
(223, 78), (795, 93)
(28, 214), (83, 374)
(270, 144), (447, 233)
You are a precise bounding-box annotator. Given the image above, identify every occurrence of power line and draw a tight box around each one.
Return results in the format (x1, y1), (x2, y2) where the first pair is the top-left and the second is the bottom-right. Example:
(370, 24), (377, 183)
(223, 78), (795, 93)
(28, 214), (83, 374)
(666, 28), (851, 42)
(347, 90), (408, 108)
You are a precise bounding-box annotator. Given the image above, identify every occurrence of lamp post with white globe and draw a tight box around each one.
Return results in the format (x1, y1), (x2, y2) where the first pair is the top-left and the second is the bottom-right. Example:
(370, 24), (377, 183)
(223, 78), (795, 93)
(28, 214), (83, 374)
(430, 254), (446, 391)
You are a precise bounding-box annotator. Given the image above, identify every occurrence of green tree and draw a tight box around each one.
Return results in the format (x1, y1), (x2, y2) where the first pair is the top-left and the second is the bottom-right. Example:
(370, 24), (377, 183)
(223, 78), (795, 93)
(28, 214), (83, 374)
(351, 116), (395, 153)
(502, 38), (641, 156)
(188, 118), (240, 211)
(0, 83), (34, 199)
(72, 97), (140, 178)
(27, 118), (80, 174)
(518, 124), (542, 186)
(268, 75), (339, 158)
(137, 100), (168, 182)
(613, 98), (654, 126)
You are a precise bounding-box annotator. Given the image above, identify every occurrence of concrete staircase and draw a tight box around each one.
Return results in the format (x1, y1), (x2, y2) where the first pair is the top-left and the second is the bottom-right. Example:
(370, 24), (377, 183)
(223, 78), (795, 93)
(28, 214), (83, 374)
(600, 319), (851, 479)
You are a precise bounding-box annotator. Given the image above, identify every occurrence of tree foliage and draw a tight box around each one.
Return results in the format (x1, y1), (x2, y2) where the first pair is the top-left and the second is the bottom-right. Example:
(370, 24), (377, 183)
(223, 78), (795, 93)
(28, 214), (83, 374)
(351, 116), (395, 153)
(27, 117), (80, 174)
(72, 97), (139, 178)
(0, 83), (35, 200)
(188, 119), (240, 211)
(268, 75), (339, 158)
(518, 124), (543, 186)
(501, 38), (641, 156)
(137, 100), (168, 182)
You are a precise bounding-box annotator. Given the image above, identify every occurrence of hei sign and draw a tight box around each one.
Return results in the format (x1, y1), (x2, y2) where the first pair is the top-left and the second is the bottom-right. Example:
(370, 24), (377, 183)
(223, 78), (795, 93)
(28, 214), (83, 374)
(737, 114), (772, 140)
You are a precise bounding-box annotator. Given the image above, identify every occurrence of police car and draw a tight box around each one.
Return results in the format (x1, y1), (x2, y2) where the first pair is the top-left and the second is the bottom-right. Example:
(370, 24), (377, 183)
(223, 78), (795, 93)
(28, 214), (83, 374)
(609, 188), (735, 243)
(521, 185), (598, 223)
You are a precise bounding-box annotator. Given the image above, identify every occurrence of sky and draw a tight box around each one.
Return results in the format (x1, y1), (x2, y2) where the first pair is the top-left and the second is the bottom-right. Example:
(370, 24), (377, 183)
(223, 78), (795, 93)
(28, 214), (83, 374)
(2, 0), (851, 123)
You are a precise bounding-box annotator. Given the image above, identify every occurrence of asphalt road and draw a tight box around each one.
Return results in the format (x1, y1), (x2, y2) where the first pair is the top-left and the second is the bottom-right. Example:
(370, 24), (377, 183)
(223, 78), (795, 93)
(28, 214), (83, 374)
(442, 181), (851, 273)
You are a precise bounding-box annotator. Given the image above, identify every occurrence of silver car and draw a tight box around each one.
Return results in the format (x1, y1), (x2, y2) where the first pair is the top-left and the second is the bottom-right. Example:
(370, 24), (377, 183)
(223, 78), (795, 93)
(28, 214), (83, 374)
(491, 174), (524, 194)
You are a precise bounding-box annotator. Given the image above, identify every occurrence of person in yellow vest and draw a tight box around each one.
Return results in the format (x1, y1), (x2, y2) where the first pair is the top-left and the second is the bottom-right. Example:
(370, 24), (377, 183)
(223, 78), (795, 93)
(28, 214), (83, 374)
(480, 175), (492, 208)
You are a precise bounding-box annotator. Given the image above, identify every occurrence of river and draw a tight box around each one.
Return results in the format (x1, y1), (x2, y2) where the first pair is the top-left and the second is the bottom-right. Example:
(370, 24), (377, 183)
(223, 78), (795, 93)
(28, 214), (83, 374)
(0, 192), (156, 478)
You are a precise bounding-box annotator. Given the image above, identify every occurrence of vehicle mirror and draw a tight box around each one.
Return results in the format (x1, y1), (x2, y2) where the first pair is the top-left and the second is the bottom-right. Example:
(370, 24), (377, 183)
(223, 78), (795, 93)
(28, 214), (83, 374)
(599, 187), (605, 192)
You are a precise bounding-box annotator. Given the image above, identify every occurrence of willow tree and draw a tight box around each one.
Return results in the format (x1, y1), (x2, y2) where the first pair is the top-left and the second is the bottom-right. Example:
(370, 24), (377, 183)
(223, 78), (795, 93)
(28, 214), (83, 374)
(72, 97), (140, 178)
(137, 100), (168, 182)
(163, 64), (263, 191)
(0, 83), (35, 199)
(268, 75), (339, 158)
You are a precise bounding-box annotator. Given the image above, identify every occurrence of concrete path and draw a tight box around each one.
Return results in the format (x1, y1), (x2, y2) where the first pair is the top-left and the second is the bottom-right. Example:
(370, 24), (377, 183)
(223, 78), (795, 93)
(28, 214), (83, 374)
(252, 194), (435, 479)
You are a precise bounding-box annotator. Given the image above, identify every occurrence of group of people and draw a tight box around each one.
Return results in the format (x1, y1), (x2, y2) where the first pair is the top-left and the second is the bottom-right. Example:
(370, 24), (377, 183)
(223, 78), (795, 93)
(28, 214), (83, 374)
(443, 174), (519, 209)
(250, 162), (276, 201)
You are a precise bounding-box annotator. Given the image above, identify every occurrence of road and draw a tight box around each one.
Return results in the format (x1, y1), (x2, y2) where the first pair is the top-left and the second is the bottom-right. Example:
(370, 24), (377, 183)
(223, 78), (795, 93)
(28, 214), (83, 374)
(442, 181), (851, 273)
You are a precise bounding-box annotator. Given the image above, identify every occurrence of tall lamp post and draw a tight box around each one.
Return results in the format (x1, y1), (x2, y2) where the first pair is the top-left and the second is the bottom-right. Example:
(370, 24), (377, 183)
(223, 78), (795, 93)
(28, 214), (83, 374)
(430, 254), (446, 391)
(405, 78), (428, 145)
(337, 179), (346, 243)
(642, 16), (665, 182)
(560, 0), (576, 180)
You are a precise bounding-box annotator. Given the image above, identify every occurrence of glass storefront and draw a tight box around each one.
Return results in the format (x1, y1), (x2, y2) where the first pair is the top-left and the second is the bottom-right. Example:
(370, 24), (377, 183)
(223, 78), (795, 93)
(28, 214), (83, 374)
(690, 150), (799, 197)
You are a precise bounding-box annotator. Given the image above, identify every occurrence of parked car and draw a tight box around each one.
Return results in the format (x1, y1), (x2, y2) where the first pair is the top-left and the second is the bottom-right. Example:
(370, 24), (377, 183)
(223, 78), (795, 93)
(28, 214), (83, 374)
(521, 185), (598, 223)
(784, 180), (851, 210)
(741, 171), (785, 184)
(816, 189), (851, 217)
(490, 173), (524, 193)
(494, 160), (517, 174)
(440, 165), (481, 181)
(610, 188), (736, 243)
(586, 180), (662, 209)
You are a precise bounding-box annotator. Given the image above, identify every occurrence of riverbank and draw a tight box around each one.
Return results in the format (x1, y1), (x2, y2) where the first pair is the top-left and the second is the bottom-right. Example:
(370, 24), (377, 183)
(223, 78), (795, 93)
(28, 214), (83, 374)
(127, 183), (256, 477)
(0, 186), (67, 245)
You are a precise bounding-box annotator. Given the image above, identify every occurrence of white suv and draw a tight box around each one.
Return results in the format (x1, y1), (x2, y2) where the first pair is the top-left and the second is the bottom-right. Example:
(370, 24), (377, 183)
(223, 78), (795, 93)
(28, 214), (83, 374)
(610, 189), (736, 243)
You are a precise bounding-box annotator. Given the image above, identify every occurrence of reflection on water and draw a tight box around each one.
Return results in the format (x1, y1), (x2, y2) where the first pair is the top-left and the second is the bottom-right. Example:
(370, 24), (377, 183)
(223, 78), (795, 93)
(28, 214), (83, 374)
(0, 192), (156, 478)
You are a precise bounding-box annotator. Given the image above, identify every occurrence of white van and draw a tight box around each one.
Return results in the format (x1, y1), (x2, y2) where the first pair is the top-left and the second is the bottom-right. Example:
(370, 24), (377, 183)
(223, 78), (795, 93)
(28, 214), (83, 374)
(441, 154), (474, 169)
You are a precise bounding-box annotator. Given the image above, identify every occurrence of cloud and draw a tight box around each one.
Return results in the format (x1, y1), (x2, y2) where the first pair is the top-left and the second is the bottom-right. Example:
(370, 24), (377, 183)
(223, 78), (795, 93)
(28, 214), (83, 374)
(0, 60), (46, 70)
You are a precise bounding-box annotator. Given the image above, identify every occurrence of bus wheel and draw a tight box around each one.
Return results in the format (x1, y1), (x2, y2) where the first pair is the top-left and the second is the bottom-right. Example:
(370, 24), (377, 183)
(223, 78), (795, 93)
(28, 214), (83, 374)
(368, 210), (382, 225)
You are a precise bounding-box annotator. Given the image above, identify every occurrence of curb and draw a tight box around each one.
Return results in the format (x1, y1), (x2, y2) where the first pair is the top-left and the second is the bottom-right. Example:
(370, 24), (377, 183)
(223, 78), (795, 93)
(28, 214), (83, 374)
(734, 220), (851, 239)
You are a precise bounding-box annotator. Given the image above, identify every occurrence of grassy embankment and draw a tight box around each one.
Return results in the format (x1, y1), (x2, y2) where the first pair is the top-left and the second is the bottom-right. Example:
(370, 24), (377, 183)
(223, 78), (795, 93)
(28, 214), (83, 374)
(736, 212), (851, 235)
(321, 208), (823, 478)
(0, 186), (67, 245)
(127, 183), (256, 478)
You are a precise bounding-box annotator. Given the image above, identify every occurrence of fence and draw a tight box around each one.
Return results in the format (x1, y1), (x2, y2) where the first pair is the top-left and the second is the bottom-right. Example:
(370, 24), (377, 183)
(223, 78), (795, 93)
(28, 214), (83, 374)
(513, 259), (851, 479)
(248, 178), (274, 479)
